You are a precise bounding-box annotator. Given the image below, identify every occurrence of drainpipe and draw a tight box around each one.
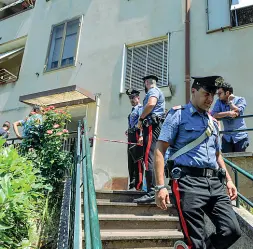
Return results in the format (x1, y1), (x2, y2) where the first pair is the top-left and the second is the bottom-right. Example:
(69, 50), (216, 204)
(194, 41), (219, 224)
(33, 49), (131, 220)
(185, 0), (191, 103)
(91, 93), (101, 165)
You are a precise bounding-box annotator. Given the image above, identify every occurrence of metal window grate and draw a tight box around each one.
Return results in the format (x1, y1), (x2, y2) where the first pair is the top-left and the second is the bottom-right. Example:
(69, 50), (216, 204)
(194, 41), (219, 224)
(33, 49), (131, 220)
(231, 5), (253, 27)
(125, 40), (168, 90)
(0, 69), (17, 84)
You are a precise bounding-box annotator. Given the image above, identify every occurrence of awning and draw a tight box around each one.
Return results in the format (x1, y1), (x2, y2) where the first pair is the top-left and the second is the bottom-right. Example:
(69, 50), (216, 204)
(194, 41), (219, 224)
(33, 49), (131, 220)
(0, 47), (24, 64)
(231, 0), (253, 10)
(19, 85), (96, 108)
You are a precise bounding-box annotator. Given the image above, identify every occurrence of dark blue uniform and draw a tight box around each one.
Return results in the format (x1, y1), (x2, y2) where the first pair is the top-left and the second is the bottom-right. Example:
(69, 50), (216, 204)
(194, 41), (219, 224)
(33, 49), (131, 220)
(127, 104), (143, 190)
(134, 82), (165, 203)
(159, 102), (241, 248)
(142, 87), (165, 192)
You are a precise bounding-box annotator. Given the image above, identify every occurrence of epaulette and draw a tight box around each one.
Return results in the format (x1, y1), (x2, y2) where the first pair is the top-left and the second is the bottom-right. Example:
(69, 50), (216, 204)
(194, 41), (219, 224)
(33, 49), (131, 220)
(172, 105), (184, 110)
(207, 112), (218, 123)
(211, 116), (218, 123)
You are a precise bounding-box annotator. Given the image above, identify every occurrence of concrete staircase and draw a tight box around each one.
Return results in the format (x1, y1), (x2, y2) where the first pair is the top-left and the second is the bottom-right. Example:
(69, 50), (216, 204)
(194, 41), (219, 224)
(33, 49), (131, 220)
(82, 190), (183, 249)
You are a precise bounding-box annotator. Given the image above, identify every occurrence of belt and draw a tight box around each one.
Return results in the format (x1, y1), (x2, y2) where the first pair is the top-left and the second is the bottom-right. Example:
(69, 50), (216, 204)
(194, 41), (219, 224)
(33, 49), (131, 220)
(128, 127), (139, 133)
(171, 165), (219, 178)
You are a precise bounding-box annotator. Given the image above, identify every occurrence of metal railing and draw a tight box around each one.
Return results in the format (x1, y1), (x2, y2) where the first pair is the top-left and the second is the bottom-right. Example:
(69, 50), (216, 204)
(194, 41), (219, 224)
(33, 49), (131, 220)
(58, 119), (102, 249)
(224, 158), (253, 208)
(218, 114), (253, 209)
(82, 118), (102, 249)
(0, 0), (34, 12)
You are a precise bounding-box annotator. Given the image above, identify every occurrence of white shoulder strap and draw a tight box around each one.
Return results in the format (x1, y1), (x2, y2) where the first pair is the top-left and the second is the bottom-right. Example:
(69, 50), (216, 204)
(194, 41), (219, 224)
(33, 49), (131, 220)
(169, 114), (214, 161)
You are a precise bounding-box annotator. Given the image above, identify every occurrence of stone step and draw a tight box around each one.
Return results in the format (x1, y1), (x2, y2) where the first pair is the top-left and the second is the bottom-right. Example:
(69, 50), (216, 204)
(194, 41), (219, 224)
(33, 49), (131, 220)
(96, 200), (178, 216)
(95, 190), (146, 202)
(82, 214), (180, 230)
(83, 229), (183, 249)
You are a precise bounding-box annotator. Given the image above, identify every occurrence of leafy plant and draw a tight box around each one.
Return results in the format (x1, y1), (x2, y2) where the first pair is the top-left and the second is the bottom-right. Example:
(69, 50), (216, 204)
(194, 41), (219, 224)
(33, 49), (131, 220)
(0, 139), (49, 249)
(21, 106), (72, 189)
(19, 106), (73, 248)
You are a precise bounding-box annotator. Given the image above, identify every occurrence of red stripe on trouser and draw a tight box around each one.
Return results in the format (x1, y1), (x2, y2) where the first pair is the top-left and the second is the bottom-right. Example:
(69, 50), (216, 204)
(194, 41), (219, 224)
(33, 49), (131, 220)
(144, 126), (152, 170)
(135, 131), (143, 190)
(172, 180), (193, 249)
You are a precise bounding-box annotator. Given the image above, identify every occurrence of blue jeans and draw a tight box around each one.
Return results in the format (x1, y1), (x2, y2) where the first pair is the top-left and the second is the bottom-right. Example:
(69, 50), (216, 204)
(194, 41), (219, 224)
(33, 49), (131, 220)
(222, 136), (249, 153)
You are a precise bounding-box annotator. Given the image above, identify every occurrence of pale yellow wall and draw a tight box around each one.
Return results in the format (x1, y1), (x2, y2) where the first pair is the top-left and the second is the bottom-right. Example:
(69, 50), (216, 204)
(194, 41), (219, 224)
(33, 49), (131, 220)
(0, 0), (187, 189)
(2, 1), (253, 189)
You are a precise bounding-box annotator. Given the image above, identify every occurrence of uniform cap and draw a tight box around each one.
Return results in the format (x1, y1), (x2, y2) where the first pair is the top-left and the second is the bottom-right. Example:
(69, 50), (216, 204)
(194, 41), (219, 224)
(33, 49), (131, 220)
(126, 88), (140, 98)
(142, 75), (159, 82)
(191, 76), (223, 94)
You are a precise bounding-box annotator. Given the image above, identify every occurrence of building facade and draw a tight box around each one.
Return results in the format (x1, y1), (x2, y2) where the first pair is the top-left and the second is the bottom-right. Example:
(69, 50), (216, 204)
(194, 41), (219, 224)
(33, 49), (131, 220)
(0, 0), (252, 189)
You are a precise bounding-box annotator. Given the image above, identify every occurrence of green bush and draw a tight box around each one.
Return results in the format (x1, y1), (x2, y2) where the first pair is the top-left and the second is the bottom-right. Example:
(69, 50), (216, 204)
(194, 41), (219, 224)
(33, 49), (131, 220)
(21, 106), (72, 190)
(0, 139), (49, 249)
(0, 106), (73, 248)
(19, 106), (73, 248)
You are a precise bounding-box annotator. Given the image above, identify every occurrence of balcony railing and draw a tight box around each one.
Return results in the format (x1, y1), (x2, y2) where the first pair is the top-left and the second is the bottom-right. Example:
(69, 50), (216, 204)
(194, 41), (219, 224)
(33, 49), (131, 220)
(0, 0), (35, 21)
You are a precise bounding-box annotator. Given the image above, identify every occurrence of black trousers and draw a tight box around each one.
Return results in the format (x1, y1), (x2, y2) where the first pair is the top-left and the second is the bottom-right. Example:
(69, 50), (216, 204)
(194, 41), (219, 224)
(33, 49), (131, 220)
(128, 131), (143, 190)
(143, 123), (161, 193)
(171, 175), (241, 249)
(222, 136), (249, 153)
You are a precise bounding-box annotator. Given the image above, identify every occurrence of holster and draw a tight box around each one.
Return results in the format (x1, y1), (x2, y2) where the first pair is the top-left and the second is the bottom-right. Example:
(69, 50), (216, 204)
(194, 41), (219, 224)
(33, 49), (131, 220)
(142, 114), (163, 127)
(165, 160), (174, 178)
(218, 168), (226, 185)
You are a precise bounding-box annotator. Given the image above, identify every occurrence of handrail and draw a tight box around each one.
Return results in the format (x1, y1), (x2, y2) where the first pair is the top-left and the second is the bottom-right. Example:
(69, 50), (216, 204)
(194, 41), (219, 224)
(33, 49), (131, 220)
(81, 135), (92, 248)
(220, 128), (253, 134)
(82, 118), (102, 249)
(217, 113), (253, 133)
(73, 121), (81, 249)
(0, 0), (24, 12)
(66, 119), (102, 249)
(217, 114), (253, 120)
(224, 158), (253, 208)
(223, 158), (253, 182)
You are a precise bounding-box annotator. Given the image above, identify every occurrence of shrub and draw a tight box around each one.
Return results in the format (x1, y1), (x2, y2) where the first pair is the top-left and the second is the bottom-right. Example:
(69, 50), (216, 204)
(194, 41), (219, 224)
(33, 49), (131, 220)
(0, 139), (49, 249)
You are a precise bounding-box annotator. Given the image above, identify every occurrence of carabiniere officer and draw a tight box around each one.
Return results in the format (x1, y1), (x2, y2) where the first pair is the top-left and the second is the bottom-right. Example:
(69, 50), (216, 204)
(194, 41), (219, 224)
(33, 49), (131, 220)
(134, 75), (165, 203)
(126, 89), (143, 190)
(154, 76), (241, 249)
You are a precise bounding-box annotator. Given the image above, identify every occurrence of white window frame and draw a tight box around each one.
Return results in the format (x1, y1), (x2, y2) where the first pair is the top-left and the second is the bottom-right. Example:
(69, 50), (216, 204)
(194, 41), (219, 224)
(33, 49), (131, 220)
(44, 15), (83, 72)
(120, 35), (169, 93)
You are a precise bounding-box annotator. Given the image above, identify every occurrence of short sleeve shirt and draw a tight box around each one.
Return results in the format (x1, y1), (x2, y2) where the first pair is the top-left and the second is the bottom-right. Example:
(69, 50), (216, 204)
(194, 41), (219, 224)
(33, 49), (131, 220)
(19, 114), (43, 137)
(128, 104), (143, 129)
(211, 97), (248, 143)
(143, 87), (165, 117)
(158, 102), (221, 169)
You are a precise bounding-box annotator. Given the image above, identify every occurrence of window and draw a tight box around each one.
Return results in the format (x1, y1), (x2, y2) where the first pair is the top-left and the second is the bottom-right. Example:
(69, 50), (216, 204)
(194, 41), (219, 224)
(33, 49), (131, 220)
(45, 17), (81, 72)
(231, 0), (253, 27)
(123, 38), (168, 91)
(206, 0), (253, 31)
(206, 0), (231, 31)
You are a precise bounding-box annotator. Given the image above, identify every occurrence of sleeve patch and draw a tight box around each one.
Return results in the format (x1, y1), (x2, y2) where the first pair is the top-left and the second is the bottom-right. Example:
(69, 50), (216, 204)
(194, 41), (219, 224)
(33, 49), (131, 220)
(172, 105), (183, 110)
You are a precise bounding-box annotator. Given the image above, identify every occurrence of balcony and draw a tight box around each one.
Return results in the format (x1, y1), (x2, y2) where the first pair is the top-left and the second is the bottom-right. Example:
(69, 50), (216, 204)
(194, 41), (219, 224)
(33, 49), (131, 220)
(0, 46), (24, 85)
(0, 0), (35, 21)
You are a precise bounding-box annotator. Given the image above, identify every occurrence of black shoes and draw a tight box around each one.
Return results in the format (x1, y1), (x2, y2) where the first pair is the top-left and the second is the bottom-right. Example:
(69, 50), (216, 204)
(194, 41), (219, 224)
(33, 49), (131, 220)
(133, 193), (155, 203)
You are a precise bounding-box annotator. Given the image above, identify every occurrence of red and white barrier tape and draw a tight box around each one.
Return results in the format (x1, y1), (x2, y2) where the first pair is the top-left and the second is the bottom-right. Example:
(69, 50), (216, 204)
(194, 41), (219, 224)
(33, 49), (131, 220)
(89, 137), (142, 146)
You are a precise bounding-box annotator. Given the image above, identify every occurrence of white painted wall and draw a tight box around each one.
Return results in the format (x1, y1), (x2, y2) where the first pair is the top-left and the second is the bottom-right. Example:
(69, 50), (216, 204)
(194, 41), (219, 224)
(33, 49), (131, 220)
(191, 0), (253, 151)
(0, 9), (33, 44)
(0, 0), (186, 188)
(2, 0), (253, 188)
